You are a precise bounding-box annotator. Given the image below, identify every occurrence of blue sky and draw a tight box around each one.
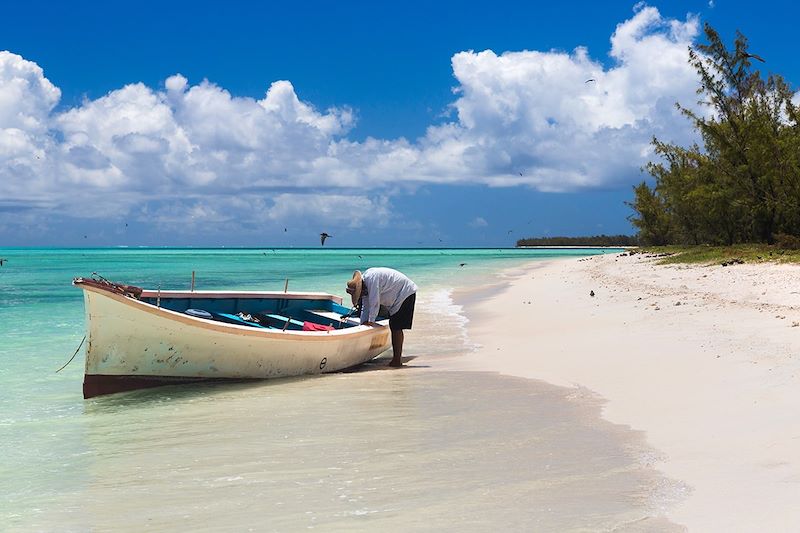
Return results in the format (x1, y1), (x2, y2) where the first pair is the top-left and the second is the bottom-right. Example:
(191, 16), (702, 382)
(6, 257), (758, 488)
(0, 0), (796, 247)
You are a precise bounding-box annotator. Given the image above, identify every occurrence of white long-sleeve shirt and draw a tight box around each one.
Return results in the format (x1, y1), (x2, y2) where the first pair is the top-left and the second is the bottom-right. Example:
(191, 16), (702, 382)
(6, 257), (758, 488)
(359, 267), (417, 323)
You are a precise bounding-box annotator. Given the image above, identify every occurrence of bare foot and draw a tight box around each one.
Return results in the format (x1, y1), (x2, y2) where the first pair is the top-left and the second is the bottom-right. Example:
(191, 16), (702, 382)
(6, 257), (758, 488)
(388, 359), (403, 367)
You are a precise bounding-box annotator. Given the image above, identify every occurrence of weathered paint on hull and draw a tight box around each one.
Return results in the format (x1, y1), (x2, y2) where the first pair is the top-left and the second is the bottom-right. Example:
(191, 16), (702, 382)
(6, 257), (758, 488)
(80, 286), (391, 398)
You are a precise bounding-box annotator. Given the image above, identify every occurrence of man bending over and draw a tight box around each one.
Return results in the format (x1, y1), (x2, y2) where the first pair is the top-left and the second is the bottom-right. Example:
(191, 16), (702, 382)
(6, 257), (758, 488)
(346, 268), (417, 367)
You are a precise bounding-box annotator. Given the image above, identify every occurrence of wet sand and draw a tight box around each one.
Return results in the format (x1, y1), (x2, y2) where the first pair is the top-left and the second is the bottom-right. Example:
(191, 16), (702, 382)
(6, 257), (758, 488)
(448, 252), (800, 531)
(11, 371), (680, 532)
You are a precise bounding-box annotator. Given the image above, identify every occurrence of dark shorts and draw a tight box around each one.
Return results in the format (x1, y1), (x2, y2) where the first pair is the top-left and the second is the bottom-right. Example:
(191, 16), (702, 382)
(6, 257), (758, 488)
(389, 293), (416, 331)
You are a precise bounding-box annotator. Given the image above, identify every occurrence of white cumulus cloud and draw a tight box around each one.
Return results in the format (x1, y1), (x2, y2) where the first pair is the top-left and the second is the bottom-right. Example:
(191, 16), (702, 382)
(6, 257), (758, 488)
(0, 4), (704, 236)
(420, 4), (701, 191)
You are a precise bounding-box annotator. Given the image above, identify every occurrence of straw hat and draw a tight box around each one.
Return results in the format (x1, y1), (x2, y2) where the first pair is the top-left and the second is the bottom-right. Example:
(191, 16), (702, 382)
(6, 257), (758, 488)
(345, 270), (363, 307)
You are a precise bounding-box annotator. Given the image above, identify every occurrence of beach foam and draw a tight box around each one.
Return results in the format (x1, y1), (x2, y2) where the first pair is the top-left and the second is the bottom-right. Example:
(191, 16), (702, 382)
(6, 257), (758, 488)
(409, 287), (477, 357)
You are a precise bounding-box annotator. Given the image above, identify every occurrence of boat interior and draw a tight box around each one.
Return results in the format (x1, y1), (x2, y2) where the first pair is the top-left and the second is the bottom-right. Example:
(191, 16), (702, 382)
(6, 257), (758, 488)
(138, 295), (369, 331)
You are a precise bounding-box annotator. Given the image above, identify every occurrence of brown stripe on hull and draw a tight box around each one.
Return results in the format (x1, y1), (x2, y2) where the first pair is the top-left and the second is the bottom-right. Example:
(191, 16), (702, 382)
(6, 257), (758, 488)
(83, 374), (246, 399)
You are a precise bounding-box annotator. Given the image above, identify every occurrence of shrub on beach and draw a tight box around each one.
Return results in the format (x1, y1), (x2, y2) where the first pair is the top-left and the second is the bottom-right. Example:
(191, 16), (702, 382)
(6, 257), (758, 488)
(774, 233), (800, 250)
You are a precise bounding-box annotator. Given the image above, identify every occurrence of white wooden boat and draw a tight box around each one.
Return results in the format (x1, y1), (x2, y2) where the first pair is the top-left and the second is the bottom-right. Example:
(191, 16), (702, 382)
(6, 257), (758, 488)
(73, 277), (391, 398)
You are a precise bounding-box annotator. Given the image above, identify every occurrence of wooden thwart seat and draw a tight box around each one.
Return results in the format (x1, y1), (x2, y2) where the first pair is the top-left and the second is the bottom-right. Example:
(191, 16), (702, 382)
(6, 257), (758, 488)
(216, 313), (273, 329)
(305, 309), (361, 327)
(254, 313), (305, 330)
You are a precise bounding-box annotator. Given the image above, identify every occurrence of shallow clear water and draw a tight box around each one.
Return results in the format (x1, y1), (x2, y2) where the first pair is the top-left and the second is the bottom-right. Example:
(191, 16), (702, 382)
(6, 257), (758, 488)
(0, 248), (681, 531)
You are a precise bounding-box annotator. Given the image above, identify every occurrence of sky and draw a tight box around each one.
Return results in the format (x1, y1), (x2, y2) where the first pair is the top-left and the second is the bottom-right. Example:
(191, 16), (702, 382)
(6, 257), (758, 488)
(0, 0), (797, 247)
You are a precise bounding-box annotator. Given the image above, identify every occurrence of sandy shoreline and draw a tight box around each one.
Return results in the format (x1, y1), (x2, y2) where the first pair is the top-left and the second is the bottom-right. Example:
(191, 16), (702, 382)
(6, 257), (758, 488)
(444, 253), (800, 531)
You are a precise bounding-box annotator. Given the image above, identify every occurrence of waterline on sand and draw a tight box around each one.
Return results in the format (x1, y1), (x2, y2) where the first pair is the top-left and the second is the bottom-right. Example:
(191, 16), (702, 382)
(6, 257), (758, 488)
(8, 371), (683, 532)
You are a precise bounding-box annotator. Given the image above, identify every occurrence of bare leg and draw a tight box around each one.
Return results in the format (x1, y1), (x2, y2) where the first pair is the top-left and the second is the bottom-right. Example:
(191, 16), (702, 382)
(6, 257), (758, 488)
(390, 330), (404, 367)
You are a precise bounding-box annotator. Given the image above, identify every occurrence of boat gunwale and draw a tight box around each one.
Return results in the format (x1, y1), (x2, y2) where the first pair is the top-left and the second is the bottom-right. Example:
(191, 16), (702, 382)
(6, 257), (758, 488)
(76, 283), (386, 341)
(138, 289), (343, 302)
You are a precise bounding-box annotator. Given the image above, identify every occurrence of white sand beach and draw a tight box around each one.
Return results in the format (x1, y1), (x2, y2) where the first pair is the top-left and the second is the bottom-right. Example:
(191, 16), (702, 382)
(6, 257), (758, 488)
(448, 253), (800, 532)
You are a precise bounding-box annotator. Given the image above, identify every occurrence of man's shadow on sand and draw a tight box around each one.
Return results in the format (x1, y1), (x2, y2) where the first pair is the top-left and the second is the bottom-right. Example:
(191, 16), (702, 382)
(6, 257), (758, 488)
(339, 355), (426, 373)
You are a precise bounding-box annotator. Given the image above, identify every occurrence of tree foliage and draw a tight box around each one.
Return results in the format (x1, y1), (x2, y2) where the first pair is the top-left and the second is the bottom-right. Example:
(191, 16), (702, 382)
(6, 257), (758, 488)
(516, 234), (639, 247)
(628, 24), (800, 245)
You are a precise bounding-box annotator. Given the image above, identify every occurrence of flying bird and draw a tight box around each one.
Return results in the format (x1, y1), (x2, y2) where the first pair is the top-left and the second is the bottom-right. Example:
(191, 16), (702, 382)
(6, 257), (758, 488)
(459, 263), (467, 267)
(585, 78), (596, 83)
(320, 232), (332, 246)
(744, 52), (765, 62)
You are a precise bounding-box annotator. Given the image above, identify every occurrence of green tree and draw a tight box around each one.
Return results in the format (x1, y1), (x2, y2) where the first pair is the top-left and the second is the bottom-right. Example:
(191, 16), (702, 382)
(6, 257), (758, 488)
(629, 23), (800, 245)
(627, 182), (672, 245)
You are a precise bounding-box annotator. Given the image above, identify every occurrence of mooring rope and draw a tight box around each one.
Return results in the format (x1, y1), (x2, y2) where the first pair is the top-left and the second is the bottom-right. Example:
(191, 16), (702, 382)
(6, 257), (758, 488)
(56, 335), (86, 373)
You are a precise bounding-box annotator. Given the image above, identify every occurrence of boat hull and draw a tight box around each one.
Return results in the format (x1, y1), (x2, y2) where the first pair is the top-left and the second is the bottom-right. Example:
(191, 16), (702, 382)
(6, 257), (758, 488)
(79, 286), (391, 398)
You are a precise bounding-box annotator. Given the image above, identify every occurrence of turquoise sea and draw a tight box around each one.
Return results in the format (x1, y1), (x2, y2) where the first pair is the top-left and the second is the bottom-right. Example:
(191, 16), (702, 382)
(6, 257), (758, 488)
(0, 247), (681, 531)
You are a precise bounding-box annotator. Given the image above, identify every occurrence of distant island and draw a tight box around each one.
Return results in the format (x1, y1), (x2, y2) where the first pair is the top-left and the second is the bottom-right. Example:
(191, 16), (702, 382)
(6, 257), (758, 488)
(516, 234), (638, 247)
